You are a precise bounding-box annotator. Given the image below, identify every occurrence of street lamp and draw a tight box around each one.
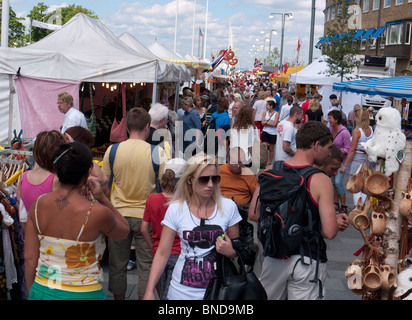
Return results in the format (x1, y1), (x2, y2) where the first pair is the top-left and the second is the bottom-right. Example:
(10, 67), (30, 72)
(269, 12), (293, 69)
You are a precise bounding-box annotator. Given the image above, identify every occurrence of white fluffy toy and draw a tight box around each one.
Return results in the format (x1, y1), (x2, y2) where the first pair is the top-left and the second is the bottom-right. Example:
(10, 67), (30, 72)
(361, 107), (406, 177)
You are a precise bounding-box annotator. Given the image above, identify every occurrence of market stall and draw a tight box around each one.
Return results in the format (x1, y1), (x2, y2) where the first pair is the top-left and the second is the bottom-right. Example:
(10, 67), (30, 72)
(333, 77), (412, 300)
(0, 13), (161, 144)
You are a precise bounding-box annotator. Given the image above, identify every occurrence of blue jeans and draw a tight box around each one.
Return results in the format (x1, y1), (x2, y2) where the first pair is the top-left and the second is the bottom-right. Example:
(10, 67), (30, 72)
(332, 162), (346, 195)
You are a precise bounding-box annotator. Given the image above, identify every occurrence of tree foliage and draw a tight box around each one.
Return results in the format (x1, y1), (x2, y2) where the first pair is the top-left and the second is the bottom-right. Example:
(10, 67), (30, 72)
(263, 47), (280, 66)
(28, 2), (98, 43)
(322, 0), (361, 81)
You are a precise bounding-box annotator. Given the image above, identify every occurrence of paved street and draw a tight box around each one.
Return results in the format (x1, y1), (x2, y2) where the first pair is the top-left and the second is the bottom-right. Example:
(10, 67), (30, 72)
(102, 179), (365, 300)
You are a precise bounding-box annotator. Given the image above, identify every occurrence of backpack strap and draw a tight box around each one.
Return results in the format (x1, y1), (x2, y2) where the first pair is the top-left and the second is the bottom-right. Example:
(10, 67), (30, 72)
(108, 143), (120, 192)
(150, 144), (161, 193)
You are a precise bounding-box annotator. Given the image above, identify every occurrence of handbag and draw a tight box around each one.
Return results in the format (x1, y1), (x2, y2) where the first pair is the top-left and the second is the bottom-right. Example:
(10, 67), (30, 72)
(86, 83), (97, 137)
(110, 85), (128, 143)
(203, 249), (267, 300)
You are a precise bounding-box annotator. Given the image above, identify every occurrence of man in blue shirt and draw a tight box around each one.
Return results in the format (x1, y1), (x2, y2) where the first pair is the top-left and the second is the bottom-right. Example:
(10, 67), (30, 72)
(181, 96), (202, 155)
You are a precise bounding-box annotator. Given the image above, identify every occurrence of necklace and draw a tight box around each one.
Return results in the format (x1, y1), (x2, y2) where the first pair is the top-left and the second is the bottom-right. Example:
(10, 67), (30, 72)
(188, 199), (217, 227)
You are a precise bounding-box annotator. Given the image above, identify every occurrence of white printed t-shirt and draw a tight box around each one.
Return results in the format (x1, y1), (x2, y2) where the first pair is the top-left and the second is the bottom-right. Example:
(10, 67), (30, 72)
(162, 198), (242, 300)
(275, 119), (297, 161)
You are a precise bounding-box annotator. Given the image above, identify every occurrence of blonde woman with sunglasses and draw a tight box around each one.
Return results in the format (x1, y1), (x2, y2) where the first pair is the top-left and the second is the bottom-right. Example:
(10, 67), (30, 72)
(143, 153), (242, 300)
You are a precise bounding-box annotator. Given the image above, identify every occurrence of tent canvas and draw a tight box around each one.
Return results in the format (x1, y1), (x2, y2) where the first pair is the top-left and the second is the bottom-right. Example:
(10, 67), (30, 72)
(273, 65), (305, 83)
(148, 41), (211, 75)
(119, 32), (191, 82)
(288, 56), (354, 85)
(333, 76), (412, 100)
(2, 13), (158, 83)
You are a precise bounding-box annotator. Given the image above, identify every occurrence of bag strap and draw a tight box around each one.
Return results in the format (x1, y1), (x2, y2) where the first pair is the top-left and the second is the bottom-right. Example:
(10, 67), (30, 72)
(332, 128), (344, 142)
(108, 143), (120, 191)
(150, 144), (161, 193)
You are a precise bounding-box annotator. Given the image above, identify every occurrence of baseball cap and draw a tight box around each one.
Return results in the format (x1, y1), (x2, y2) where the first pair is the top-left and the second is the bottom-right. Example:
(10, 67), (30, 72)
(164, 158), (187, 178)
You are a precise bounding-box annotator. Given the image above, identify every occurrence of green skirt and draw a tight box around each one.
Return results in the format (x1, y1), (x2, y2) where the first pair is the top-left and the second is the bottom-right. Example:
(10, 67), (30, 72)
(28, 281), (106, 300)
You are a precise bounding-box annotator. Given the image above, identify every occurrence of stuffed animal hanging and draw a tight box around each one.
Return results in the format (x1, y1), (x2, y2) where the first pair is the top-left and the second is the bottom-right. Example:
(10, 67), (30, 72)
(361, 107), (406, 177)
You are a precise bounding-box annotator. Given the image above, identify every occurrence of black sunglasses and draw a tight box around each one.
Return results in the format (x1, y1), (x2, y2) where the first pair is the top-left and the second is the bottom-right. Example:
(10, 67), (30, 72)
(196, 175), (221, 185)
(314, 131), (332, 142)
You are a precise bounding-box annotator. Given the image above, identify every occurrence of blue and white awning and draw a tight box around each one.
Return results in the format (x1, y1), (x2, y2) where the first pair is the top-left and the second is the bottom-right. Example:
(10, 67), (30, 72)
(371, 27), (386, 39)
(333, 76), (412, 99)
(361, 28), (376, 40)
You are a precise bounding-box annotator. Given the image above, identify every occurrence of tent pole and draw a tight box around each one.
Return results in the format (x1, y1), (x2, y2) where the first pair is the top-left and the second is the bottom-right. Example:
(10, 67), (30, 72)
(152, 61), (159, 103)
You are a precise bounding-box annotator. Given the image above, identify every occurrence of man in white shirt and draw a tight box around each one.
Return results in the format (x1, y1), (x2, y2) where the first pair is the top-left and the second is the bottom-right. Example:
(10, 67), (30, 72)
(278, 96), (295, 122)
(275, 105), (303, 162)
(58, 92), (88, 133)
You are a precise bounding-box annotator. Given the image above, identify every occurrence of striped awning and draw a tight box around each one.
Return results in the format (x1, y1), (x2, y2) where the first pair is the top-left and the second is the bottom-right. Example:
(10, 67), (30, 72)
(361, 28), (376, 40)
(371, 27), (386, 39)
(161, 56), (212, 70)
(353, 29), (365, 39)
(333, 76), (412, 99)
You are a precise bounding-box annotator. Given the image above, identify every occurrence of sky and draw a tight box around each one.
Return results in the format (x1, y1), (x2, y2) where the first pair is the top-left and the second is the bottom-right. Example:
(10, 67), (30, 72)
(10, 0), (326, 70)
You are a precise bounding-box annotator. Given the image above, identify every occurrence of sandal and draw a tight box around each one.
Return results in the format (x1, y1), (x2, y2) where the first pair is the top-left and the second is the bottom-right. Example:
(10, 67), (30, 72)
(334, 202), (340, 213)
(341, 205), (348, 214)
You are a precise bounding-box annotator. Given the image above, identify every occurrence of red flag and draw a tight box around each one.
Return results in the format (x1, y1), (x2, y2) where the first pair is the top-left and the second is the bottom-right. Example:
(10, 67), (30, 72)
(297, 39), (301, 52)
(283, 63), (288, 73)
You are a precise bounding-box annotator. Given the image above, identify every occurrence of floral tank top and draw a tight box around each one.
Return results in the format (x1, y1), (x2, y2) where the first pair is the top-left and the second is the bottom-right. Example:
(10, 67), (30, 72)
(34, 196), (106, 292)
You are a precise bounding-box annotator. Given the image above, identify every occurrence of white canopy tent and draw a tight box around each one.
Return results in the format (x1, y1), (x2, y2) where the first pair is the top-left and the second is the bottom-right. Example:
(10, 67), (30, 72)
(0, 13), (163, 143)
(288, 56), (354, 86)
(288, 56), (361, 118)
(119, 32), (191, 82)
(148, 41), (212, 76)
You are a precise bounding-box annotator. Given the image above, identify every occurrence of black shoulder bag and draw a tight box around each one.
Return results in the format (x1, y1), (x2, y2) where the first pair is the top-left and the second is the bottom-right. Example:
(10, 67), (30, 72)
(203, 249), (267, 300)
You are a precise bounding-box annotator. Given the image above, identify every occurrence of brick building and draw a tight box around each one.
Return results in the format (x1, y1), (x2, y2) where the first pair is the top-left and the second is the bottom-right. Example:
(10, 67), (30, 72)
(320, 0), (412, 76)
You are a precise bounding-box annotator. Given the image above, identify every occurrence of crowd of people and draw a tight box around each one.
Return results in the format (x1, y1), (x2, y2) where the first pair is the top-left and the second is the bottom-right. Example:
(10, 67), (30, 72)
(16, 75), (380, 301)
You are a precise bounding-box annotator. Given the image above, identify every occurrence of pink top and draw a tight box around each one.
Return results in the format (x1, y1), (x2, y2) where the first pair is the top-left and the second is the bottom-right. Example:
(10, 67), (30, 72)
(20, 171), (55, 213)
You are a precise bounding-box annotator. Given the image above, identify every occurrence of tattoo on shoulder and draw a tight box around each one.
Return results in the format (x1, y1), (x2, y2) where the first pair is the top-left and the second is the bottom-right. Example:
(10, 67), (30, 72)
(55, 195), (70, 211)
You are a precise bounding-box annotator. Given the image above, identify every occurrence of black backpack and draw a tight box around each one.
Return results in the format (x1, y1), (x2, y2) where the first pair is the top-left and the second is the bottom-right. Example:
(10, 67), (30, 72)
(256, 161), (322, 260)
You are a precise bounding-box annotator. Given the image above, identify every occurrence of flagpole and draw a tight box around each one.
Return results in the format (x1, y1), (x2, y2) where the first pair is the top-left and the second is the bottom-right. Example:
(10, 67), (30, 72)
(1, 0), (10, 47)
(191, 0), (196, 56)
(174, 0), (179, 53)
(203, 0), (209, 60)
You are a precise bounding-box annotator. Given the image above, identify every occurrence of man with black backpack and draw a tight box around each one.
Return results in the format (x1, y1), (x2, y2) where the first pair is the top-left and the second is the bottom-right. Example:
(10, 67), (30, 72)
(249, 121), (341, 300)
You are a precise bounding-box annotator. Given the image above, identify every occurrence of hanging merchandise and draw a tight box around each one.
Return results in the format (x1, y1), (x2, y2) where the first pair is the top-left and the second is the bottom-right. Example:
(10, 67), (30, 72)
(343, 107), (411, 300)
(110, 84), (128, 143)
(86, 83), (97, 137)
(360, 107), (406, 177)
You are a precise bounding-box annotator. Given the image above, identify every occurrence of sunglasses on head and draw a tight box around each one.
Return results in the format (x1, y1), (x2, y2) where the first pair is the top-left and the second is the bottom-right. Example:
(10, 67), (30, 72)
(196, 175), (221, 185)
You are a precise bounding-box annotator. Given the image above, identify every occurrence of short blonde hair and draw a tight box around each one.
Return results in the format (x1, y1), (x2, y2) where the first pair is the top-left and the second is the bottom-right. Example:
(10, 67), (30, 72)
(169, 153), (223, 214)
(58, 92), (73, 107)
(308, 99), (320, 112)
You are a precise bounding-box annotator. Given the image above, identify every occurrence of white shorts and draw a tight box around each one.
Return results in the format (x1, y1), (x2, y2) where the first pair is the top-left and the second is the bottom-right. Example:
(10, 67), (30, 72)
(259, 255), (327, 300)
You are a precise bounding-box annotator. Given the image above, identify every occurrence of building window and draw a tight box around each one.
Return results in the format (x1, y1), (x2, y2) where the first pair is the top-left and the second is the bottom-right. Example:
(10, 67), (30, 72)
(331, 7), (335, 20)
(387, 24), (403, 45)
(369, 38), (377, 49)
(384, 0), (391, 7)
(380, 29), (386, 48)
(337, 6), (342, 16)
(327, 8), (330, 21)
(395, 0), (403, 5)
(373, 0), (380, 10)
(363, 0), (369, 11)
(360, 39), (367, 50)
(406, 22), (411, 45)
